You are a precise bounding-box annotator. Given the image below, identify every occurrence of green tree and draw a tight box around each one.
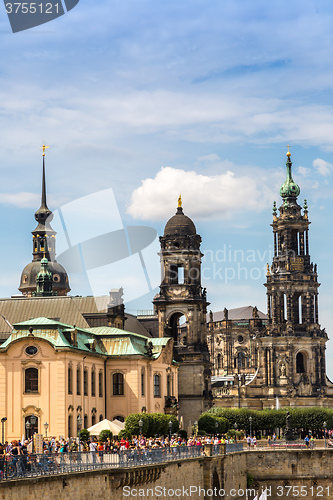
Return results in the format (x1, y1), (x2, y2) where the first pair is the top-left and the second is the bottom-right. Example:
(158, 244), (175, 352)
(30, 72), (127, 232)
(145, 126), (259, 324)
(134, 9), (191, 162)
(99, 429), (113, 442)
(78, 429), (90, 442)
(118, 429), (132, 440)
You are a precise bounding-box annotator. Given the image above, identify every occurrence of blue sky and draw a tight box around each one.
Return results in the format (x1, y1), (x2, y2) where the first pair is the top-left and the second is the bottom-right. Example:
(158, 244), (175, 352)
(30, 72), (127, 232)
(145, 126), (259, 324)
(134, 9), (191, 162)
(1, 1), (333, 374)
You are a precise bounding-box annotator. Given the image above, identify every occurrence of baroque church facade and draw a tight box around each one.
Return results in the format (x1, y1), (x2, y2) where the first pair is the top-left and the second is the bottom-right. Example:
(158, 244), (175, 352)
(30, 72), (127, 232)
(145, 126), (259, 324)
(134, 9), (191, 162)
(208, 150), (333, 409)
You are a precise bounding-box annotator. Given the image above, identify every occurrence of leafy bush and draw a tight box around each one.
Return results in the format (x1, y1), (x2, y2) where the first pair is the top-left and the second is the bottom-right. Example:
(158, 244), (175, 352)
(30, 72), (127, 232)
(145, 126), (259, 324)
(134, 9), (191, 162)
(118, 429), (132, 440)
(198, 413), (229, 435)
(125, 413), (179, 438)
(99, 429), (113, 442)
(206, 407), (333, 433)
(78, 429), (90, 442)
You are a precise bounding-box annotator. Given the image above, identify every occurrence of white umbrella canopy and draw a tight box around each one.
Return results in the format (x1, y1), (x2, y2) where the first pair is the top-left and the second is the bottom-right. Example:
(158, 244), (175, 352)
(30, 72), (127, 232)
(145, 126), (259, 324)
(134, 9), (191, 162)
(112, 419), (125, 430)
(87, 419), (124, 436)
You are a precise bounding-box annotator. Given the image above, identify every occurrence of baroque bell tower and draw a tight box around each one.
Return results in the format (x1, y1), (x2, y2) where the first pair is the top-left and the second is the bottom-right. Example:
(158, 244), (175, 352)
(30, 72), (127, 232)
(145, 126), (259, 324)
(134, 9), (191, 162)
(153, 197), (211, 429)
(19, 145), (70, 297)
(249, 148), (329, 403)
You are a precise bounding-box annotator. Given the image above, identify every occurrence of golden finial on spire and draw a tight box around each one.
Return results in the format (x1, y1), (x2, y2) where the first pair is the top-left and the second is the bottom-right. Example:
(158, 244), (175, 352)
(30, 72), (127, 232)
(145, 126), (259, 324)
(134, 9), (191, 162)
(178, 194), (182, 208)
(286, 144), (291, 157)
(41, 144), (49, 157)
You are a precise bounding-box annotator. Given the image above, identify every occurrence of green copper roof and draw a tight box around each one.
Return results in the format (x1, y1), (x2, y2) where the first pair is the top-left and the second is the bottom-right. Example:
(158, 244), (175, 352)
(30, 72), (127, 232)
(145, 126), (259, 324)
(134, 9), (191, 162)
(0, 317), (172, 360)
(279, 156), (300, 199)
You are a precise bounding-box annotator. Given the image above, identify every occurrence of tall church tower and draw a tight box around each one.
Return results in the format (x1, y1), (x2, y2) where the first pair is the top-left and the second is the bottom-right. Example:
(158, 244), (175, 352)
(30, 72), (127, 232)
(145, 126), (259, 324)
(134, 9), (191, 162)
(153, 197), (211, 429)
(19, 146), (70, 296)
(255, 149), (328, 401)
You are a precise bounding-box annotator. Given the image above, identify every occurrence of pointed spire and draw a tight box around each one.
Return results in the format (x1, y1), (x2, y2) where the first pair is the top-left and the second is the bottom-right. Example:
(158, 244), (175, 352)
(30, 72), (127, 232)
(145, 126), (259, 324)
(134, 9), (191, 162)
(41, 155), (48, 210)
(35, 145), (53, 225)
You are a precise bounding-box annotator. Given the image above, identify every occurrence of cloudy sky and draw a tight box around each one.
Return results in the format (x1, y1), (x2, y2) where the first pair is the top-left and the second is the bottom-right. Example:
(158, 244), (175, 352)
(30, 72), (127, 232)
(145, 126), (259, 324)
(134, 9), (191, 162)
(1, 1), (333, 374)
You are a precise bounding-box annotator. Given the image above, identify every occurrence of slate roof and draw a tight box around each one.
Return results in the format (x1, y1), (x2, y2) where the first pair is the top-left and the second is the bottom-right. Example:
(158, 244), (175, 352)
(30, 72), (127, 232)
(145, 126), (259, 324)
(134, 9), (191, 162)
(0, 295), (150, 337)
(207, 306), (267, 323)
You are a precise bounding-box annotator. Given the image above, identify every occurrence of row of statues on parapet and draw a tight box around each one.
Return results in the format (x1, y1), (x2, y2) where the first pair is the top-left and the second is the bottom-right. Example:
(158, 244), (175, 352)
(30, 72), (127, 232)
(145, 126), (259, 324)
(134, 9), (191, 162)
(209, 306), (259, 323)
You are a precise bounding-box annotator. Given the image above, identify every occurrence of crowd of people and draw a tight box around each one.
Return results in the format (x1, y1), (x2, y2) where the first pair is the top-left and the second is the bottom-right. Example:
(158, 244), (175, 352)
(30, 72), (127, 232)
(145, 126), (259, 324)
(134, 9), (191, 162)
(0, 433), (238, 457)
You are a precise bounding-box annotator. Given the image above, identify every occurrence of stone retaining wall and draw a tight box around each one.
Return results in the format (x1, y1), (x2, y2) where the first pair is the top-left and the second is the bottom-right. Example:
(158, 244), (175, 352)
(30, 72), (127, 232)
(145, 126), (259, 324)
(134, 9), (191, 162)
(0, 449), (332, 500)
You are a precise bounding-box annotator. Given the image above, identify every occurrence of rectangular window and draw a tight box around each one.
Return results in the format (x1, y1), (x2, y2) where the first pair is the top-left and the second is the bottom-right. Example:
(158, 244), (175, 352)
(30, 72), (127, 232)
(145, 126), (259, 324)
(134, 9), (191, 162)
(68, 366), (72, 395)
(84, 370), (88, 396)
(154, 374), (160, 398)
(25, 368), (38, 393)
(77, 369), (81, 395)
(91, 370), (95, 397)
(99, 371), (103, 397)
(141, 370), (145, 396)
(113, 373), (124, 395)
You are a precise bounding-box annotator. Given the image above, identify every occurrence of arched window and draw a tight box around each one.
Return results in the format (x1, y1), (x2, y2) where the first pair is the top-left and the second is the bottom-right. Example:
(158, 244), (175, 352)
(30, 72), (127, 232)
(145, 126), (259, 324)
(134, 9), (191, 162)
(77, 367), (81, 395)
(99, 371), (103, 397)
(92, 414), (96, 426)
(296, 352), (305, 373)
(84, 369), (88, 396)
(84, 414), (88, 429)
(113, 415), (125, 422)
(68, 365), (72, 395)
(91, 369), (95, 397)
(25, 368), (38, 393)
(68, 415), (73, 437)
(235, 352), (246, 370)
(154, 374), (161, 397)
(99, 414), (103, 422)
(113, 373), (124, 396)
(141, 368), (145, 396)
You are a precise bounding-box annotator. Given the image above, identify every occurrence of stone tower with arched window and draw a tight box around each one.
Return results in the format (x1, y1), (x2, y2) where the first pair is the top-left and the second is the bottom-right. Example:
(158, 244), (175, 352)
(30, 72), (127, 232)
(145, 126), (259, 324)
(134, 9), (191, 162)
(245, 150), (330, 404)
(153, 197), (212, 429)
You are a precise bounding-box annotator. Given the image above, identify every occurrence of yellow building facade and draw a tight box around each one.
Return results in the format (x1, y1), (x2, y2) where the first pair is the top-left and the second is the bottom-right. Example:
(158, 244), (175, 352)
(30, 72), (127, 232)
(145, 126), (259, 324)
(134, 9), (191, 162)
(0, 317), (178, 441)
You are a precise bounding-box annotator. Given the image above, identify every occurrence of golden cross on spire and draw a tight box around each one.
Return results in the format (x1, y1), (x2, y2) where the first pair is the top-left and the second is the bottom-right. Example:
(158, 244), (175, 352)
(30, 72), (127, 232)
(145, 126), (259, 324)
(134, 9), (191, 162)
(41, 144), (49, 157)
(286, 144), (291, 157)
(178, 194), (182, 208)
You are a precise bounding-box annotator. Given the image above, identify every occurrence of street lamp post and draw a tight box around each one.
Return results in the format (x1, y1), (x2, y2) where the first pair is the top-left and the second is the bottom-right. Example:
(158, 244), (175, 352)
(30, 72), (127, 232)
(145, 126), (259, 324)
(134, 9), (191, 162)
(194, 421), (198, 437)
(1, 417), (7, 445)
(30, 415), (37, 453)
(234, 422), (238, 442)
(249, 416), (252, 438)
(77, 414), (82, 452)
(215, 421), (219, 437)
(139, 418), (143, 438)
(44, 422), (49, 438)
(25, 421), (31, 441)
(323, 421), (327, 448)
(169, 420), (172, 441)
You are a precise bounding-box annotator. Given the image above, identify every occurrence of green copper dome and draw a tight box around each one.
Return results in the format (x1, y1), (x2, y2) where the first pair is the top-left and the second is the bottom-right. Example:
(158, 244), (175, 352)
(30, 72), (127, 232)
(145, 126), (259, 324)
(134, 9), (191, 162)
(279, 154), (300, 199)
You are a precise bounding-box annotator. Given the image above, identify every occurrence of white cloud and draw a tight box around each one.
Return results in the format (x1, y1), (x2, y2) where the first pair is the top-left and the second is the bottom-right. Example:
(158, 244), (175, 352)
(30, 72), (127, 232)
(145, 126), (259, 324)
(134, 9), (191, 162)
(0, 192), (39, 208)
(127, 166), (274, 220)
(297, 166), (310, 177)
(313, 158), (333, 176)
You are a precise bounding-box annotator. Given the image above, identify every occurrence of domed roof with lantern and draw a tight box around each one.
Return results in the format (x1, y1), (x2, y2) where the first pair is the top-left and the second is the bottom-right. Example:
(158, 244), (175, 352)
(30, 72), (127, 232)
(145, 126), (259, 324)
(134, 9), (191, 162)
(163, 195), (197, 237)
